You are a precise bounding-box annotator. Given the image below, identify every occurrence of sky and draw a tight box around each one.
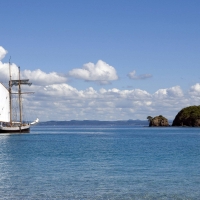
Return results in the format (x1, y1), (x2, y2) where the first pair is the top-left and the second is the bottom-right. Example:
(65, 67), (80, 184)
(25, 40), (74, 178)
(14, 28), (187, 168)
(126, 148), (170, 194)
(0, 0), (200, 121)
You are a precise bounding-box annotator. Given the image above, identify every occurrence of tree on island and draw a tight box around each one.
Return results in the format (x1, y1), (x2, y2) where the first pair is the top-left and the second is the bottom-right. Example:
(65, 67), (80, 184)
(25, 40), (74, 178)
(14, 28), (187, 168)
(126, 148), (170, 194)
(147, 116), (153, 122)
(172, 105), (200, 127)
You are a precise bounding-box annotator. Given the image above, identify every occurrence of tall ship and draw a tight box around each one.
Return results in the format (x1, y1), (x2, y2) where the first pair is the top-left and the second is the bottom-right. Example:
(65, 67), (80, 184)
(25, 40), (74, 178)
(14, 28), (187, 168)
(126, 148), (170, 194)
(0, 60), (39, 133)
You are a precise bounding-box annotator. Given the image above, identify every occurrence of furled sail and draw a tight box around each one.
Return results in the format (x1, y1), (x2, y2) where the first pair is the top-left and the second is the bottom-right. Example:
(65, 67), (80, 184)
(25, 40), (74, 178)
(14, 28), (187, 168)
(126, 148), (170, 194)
(0, 83), (10, 122)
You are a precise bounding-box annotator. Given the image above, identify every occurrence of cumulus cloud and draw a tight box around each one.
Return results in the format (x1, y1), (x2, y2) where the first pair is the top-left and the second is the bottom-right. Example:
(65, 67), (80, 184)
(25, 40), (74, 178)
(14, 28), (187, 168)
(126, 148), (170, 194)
(153, 86), (183, 99)
(22, 69), (67, 86)
(0, 64), (67, 86)
(24, 84), (153, 121)
(0, 46), (7, 60)
(0, 48), (67, 86)
(68, 60), (118, 84)
(127, 70), (152, 80)
(189, 83), (200, 96)
(24, 83), (190, 121)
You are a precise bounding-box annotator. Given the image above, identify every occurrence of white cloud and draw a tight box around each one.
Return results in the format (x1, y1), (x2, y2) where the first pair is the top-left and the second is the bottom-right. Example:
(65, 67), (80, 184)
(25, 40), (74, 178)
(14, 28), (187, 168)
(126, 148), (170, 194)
(25, 84), (190, 120)
(153, 86), (183, 99)
(22, 69), (67, 86)
(0, 48), (67, 86)
(189, 83), (200, 96)
(187, 83), (200, 105)
(25, 84), (154, 121)
(14, 80), (200, 121)
(128, 70), (152, 80)
(68, 60), (118, 84)
(1, 46), (199, 122)
(0, 62), (19, 84)
(0, 46), (7, 60)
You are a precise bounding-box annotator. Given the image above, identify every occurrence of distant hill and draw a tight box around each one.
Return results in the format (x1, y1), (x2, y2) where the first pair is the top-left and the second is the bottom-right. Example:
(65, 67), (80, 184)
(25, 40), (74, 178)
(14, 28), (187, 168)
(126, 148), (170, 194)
(38, 119), (149, 126)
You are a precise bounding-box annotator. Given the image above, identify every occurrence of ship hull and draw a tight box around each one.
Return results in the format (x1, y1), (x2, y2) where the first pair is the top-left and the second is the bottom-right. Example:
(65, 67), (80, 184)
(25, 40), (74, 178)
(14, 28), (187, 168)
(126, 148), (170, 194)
(0, 124), (30, 133)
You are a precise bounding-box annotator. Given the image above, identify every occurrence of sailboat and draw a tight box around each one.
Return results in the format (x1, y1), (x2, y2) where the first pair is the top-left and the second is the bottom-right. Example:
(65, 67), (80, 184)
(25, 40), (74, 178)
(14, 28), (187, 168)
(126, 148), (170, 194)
(0, 60), (39, 133)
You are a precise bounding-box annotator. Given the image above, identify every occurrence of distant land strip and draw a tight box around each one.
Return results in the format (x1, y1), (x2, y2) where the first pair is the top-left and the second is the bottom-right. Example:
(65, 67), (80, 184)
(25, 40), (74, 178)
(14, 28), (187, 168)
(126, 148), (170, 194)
(38, 119), (172, 126)
(38, 120), (152, 126)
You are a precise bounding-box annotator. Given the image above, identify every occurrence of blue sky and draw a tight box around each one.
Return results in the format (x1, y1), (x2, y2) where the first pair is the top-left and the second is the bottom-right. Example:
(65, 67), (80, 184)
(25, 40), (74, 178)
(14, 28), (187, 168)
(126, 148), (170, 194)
(0, 0), (200, 121)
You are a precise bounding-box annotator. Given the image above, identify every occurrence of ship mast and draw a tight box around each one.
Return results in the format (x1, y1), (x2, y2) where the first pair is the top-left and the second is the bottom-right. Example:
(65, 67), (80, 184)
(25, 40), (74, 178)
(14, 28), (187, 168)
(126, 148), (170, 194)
(8, 58), (12, 126)
(11, 68), (32, 125)
(18, 67), (22, 125)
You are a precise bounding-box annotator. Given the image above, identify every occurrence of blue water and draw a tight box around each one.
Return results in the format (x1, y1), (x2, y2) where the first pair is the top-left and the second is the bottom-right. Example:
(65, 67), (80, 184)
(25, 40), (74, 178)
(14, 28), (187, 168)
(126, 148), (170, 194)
(0, 126), (200, 199)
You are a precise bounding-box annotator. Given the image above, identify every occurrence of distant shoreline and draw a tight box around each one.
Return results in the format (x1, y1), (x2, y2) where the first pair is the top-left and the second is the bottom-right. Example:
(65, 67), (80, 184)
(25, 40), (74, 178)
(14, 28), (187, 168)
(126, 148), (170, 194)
(38, 120), (148, 126)
(36, 120), (200, 127)
(38, 120), (172, 126)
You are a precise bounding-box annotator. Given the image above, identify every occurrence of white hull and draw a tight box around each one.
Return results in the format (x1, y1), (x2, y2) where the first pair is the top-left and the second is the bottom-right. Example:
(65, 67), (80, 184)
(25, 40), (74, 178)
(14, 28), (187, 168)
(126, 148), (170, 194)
(0, 124), (30, 133)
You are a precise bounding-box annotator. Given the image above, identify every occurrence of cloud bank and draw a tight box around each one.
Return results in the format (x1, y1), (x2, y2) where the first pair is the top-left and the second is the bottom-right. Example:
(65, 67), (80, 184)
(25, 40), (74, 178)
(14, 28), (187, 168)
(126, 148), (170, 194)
(68, 60), (118, 84)
(24, 83), (199, 121)
(1, 46), (199, 122)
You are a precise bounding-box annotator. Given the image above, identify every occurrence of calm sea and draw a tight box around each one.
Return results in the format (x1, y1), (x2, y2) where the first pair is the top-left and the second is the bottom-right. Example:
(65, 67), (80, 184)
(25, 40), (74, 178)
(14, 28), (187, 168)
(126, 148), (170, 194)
(0, 126), (200, 199)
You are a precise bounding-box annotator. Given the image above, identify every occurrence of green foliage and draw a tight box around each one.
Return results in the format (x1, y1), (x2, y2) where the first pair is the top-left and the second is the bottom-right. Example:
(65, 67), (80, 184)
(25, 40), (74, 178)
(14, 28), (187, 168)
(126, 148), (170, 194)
(147, 115), (167, 121)
(178, 105), (200, 120)
(154, 115), (167, 120)
(147, 116), (153, 121)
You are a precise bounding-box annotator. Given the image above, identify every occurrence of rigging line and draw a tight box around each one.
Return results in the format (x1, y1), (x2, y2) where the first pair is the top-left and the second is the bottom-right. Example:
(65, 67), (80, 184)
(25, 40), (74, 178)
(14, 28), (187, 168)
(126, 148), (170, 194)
(12, 96), (18, 122)
(9, 57), (12, 125)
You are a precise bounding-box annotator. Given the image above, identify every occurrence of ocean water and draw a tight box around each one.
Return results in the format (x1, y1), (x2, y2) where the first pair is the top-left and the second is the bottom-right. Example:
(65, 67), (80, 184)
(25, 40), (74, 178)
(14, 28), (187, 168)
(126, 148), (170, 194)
(0, 126), (200, 199)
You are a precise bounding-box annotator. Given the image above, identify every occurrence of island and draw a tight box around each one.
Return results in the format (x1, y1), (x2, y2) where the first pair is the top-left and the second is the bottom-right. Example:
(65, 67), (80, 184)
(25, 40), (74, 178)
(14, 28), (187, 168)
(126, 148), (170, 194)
(172, 105), (200, 127)
(147, 115), (169, 127)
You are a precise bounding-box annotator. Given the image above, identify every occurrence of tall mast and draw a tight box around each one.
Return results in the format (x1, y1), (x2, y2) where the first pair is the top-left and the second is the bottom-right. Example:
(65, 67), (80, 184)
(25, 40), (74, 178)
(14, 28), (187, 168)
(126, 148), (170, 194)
(9, 57), (12, 126)
(11, 69), (32, 126)
(18, 66), (22, 125)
